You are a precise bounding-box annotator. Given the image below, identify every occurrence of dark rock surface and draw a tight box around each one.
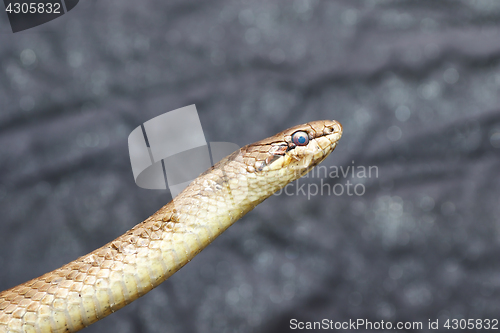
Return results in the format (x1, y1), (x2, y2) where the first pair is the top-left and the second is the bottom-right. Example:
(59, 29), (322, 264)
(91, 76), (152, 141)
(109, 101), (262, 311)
(1, 1), (500, 332)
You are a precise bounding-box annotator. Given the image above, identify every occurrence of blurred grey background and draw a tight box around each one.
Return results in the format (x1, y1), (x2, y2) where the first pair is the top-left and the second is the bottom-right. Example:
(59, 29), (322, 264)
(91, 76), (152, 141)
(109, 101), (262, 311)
(1, 0), (500, 332)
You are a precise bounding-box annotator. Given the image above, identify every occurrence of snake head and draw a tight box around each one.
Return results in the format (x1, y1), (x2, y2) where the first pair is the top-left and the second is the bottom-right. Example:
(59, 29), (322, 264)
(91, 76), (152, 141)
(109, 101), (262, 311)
(244, 120), (343, 180)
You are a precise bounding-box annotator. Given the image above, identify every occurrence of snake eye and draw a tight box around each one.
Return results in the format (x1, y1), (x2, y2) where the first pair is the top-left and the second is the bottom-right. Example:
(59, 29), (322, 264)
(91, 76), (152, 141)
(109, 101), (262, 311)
(291, 131), (309, 146)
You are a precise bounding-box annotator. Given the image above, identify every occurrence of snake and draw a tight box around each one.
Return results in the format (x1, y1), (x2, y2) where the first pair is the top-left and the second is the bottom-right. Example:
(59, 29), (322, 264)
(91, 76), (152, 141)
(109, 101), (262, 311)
(0, 120), (343, 333)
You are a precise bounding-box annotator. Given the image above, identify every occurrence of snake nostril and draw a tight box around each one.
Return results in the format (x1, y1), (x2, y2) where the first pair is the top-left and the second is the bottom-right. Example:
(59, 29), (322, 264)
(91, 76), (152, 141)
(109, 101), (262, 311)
(324, 127), (333, 135)
(333, 121), (343, 134)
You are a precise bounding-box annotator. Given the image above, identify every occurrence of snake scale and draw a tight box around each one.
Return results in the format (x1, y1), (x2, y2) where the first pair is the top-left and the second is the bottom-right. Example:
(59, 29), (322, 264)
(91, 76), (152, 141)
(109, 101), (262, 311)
(0, 120), (343, 333)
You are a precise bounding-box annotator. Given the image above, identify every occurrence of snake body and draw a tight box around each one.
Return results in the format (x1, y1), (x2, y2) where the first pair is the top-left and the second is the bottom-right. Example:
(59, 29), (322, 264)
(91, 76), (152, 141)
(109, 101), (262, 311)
(0, 120), (343, 333)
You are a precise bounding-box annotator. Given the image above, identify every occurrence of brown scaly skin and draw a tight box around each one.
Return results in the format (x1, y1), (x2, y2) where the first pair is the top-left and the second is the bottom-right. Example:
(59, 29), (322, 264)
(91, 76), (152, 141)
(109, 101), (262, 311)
(0, 120), (342, 333)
